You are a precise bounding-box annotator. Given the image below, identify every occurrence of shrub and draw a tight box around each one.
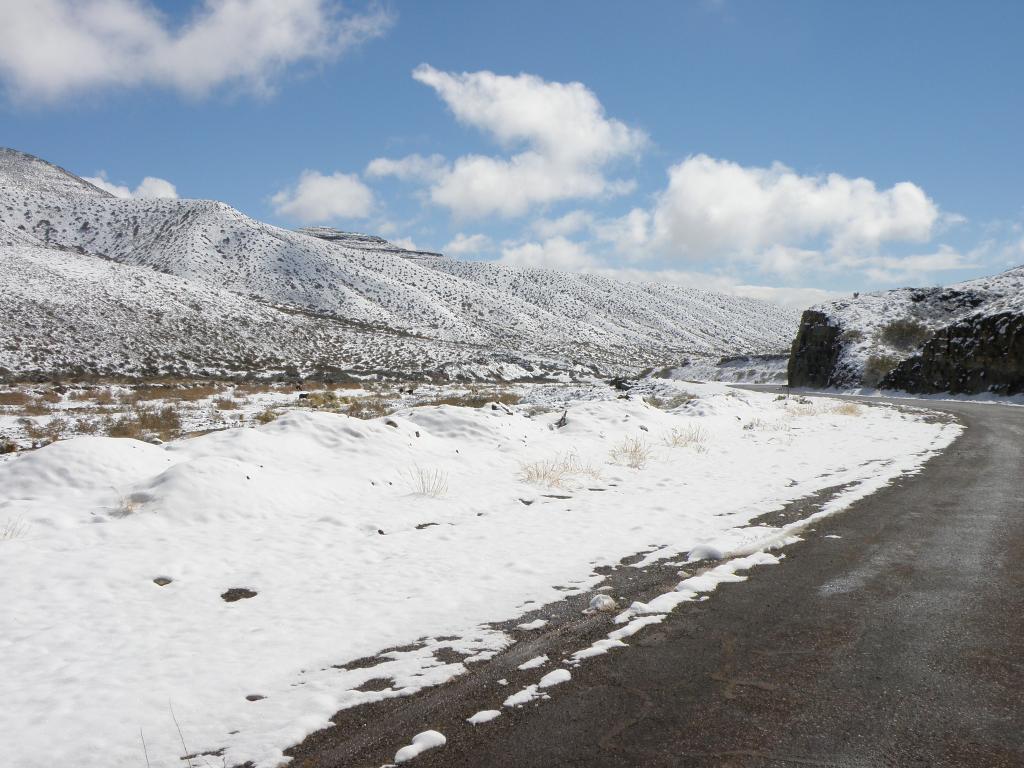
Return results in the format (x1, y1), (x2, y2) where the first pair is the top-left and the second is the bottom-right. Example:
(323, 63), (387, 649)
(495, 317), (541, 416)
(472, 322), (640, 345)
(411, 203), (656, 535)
(303, 391), (343, 410)
(347, 397), (390, 420)
(0, 438), (17, 454)
(862, 353), (901, 388)
(73, 418), (99, 435)
(520, 452), (602, 489)
(841, 328), (865, 343)
(21, 417), (67, 444)
(254, 408), (279, 424)
(106, 406), (182, 442)
(213, 396), (238, 410)
(608, 437), (654, 469)
(879, 318), (931, 351)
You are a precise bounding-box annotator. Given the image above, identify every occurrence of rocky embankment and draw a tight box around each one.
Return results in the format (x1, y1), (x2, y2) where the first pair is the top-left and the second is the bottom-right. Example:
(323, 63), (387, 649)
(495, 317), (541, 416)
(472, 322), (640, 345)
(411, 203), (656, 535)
(882, 312), (1024, 395)
(787, 267), (1024, 394)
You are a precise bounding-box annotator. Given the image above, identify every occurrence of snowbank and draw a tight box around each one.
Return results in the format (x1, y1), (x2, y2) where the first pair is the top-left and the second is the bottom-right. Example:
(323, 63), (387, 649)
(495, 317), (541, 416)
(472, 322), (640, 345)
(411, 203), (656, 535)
(0, 384), (959, 767)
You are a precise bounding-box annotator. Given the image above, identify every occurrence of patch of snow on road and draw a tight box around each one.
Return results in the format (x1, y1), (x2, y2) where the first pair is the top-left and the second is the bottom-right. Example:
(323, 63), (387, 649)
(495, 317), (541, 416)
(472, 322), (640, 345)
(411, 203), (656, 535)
(517, 655), (549, 671)
(466, 709), (501, 725)
(516, 619), (548, 630)
(538, 669), (572, 688)
(394, 730), (446, 763)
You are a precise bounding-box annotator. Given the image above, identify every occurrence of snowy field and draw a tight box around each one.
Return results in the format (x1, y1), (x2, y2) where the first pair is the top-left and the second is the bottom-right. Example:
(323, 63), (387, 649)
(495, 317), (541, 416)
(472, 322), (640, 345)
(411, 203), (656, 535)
(0, 382), (960, 768)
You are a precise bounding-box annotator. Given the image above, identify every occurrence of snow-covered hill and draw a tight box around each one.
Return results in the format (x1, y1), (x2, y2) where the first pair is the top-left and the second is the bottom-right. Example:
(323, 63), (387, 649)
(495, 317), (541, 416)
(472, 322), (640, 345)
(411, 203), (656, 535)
(788, 266), (1024, 393)
(0, 148), (799, 380)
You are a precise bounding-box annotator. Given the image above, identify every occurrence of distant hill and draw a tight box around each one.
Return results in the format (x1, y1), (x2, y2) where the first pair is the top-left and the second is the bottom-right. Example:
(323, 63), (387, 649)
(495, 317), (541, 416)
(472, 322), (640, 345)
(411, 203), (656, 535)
(0, 147), (799, 381)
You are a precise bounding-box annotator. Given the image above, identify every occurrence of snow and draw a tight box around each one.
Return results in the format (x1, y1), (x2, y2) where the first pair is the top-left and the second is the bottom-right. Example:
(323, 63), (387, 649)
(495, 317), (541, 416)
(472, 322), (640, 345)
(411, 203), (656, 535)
(517, 655), (549, 670)
(0, 382), (960, 767)
(538, 669), (572, 688)
(394, 730), (446, 763)
(466, 710), (501, 725)
(516, 619), (547, 630)
(503, 684), (543, 708)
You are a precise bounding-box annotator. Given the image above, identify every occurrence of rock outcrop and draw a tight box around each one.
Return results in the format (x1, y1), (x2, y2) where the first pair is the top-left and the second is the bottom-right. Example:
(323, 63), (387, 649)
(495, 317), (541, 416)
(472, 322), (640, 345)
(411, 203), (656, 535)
(787, 311), (844, 388)
(882, 312), (1024, 395)
(785, 266), (1024, 394)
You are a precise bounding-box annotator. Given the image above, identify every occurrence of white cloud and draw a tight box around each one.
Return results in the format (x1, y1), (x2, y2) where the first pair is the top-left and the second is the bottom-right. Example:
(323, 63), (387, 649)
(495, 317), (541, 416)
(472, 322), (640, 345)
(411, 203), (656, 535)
(0, 0), (394, 102)
(83, 171), (178, 199)
(530, 210), (594, 239)
(365, 153), (447, 183)
(444, 232), (492, 256)
(384, 65), (646, 218)
(646, 154), (940, 259)
(859, 245), (979, 284)
(499, 237), (597, 270)
(271, 170), (374, 222)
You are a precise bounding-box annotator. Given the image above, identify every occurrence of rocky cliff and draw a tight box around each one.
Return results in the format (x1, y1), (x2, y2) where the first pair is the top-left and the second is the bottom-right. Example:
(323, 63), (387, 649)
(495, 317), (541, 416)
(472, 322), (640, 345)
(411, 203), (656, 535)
(787, 267), (1024, 394)
(882, 312), (1024, 395)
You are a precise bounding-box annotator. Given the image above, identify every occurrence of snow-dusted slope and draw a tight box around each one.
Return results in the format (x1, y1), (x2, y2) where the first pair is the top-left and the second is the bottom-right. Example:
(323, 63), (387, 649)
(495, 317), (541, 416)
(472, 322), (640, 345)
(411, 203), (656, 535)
(0, 148), (799, 379)
(788, 266), (1024, 392)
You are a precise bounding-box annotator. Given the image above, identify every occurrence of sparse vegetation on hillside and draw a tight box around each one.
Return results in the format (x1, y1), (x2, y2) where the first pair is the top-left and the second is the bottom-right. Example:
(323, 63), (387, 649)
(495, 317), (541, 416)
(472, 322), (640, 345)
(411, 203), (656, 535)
(880, 319), (931, 351)
(863, 353), (902, 388)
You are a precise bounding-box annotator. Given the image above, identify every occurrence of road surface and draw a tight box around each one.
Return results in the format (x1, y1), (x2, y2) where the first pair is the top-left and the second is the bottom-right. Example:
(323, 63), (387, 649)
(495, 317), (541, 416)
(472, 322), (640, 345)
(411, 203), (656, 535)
(287, 394), (1024, 768)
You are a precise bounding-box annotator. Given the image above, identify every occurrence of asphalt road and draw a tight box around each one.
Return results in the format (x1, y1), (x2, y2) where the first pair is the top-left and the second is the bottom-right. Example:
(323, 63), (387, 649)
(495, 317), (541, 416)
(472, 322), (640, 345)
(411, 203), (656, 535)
(288, 394), (1024, 768)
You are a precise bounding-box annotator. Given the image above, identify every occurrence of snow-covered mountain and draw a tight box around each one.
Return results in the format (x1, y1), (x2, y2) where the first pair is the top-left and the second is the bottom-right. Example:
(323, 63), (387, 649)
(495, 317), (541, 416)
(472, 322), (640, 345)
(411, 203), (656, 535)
(0, 148), (799, 380)
(788, 266), (1024, 394)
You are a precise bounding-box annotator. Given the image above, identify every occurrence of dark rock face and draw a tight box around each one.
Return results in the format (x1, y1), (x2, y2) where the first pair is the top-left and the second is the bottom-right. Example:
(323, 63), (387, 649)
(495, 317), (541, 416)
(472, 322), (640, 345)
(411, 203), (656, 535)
(883, 312), (1024, 395)
(787, 310), (843, 387)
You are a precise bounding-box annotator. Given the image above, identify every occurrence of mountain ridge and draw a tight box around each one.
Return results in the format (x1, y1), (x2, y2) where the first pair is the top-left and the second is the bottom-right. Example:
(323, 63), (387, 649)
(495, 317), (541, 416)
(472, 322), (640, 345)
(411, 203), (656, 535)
(0, 147), (799, 381)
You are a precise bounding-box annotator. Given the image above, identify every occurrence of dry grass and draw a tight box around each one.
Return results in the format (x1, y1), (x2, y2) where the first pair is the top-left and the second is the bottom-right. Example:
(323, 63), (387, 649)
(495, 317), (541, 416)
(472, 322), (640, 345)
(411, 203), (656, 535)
(661, 424), (709, 453)
(22, 398), (53, 416)
(0, 516), (29, 540)
(0, 391), (30, 407)
(234, 382), (282, 397)
(608, 437), (654, 469)
(128, 384), (220, 404)
(743, 417), (791, 432)
(830, 402), (862, 416)
(406, 466), (449, 497)
(644, 391), (697, 411)
(106, 406), (182, 442)
(94, 389), (116, 406)
(519, 452), (602, 489)
(347, 397), (391, 420)
(422, 390), (521, 408)
(254, 408), (279, 424)
(0, 438), (17, 454)
(303, 391), (344, 410)
(213, 396), (238, 411)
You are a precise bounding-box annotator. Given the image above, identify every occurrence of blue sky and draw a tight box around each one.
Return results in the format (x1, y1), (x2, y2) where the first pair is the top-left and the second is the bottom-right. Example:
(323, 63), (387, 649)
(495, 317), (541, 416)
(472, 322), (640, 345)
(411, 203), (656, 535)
(2, 0), (1022, 307)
